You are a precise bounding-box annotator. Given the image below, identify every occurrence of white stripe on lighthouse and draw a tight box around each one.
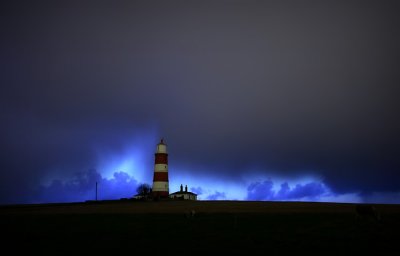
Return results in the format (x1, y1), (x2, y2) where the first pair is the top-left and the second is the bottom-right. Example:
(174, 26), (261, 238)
(154, 164), (168, 172)
(152, 181), (169, 192)
(156, 144), (167, 153)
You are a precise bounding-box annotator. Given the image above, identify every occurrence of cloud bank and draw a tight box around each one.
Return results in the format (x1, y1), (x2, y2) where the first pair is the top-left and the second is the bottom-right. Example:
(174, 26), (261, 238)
(33, 169), (138, 203)
(246, 180), (328, 201)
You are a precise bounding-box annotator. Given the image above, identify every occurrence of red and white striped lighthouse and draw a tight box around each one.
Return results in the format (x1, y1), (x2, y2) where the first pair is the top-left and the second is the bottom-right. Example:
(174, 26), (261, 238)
(152, 138), (169, 198)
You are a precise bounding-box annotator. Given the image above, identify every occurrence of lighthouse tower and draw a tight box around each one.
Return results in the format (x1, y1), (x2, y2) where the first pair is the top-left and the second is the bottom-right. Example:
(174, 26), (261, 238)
(152, 139), (169, 198)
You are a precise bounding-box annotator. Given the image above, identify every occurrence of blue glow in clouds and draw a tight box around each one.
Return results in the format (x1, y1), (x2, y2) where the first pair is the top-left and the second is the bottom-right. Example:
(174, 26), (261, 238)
(37, 134), (371, 204)
(168, 166), (361, 202)
(91, 135), (364, 203)
(95, 131), (157, 183)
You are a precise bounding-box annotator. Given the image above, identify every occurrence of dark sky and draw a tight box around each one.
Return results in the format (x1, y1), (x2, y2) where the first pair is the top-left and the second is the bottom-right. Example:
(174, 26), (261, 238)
(1, 1), (400, 204)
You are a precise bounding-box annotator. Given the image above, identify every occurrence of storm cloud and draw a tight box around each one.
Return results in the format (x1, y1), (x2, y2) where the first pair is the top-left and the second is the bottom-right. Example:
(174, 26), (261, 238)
(34, 169), (138, 203)
(246, 180), (328, 201)
(207, 191), (227, 201)
(1, 1), (400, 204)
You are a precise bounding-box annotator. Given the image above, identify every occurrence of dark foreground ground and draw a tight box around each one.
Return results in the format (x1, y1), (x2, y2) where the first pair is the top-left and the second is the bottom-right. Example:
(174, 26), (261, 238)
(1, 201), (399, 254)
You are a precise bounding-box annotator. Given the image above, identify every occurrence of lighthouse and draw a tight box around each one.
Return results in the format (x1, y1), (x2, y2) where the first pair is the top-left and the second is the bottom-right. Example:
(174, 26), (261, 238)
(152, 139), (169, 198)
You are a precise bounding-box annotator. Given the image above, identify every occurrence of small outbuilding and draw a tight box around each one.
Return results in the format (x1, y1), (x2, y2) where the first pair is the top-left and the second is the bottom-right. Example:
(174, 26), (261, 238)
(169, 184), (197, 200)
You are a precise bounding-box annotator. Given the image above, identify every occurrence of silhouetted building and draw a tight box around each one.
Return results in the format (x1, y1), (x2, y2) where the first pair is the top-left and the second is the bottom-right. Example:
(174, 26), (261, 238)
(169, 184), (197, 200)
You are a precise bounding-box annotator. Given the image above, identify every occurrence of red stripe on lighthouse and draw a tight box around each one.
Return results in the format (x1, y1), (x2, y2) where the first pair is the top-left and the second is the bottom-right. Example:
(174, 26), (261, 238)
(155, 154), (168, 164)
(153, 172), (169, 181)
(153, 191), (169, 197)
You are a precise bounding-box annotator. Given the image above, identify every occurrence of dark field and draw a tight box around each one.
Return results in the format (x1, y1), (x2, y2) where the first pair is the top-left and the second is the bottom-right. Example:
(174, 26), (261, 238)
(1, 201), (399, 254)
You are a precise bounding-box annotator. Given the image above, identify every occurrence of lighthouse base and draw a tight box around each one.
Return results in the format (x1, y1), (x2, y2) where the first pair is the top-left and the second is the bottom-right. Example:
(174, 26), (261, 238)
(152, 191), (169, 198)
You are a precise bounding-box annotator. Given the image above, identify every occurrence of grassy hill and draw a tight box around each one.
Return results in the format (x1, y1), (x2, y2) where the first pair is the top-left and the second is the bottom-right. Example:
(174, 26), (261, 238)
(1, 201), (399, 253)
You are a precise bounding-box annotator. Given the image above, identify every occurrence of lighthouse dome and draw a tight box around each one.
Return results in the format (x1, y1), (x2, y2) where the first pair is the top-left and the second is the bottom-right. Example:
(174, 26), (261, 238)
(156, 139), (167, 154)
